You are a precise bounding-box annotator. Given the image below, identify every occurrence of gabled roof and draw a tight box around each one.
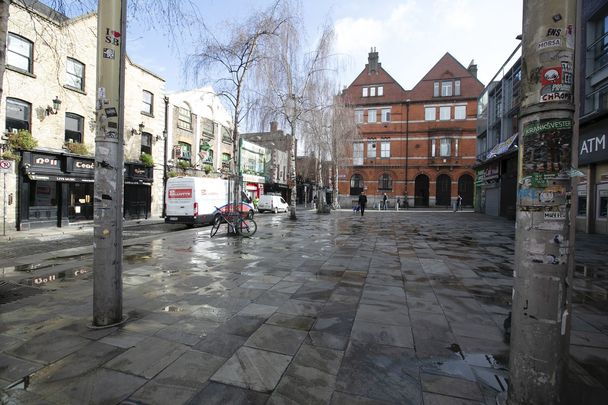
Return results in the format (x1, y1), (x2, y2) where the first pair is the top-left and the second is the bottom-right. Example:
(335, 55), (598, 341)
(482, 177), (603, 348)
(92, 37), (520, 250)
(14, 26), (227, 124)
(408, 52), (484, 99)
(342, 61), (407, 105)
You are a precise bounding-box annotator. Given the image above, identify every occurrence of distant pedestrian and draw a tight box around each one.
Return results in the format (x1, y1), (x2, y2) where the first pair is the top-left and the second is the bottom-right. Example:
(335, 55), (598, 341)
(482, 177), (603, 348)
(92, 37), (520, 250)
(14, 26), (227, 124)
(396, 197), (401, 211)
(382, 193), (388, 210)
(358, 191), (367, 216)
(457, 194), (463, 211)
(313, 195), (317, 209)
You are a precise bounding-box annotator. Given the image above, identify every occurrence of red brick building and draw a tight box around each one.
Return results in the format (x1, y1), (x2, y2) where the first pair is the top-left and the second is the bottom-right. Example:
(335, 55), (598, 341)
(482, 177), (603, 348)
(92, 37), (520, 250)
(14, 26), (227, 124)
(338, 49), (483, 208)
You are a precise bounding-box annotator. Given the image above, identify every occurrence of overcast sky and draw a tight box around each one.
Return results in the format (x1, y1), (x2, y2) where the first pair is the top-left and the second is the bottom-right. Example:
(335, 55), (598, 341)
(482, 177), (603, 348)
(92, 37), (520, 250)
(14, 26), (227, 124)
(127, 0), (523, 92)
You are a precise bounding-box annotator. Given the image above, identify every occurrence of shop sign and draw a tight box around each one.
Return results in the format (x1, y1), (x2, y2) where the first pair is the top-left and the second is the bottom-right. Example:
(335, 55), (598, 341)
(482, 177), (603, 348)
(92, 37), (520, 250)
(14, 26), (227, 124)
(483, 163), (499, 182)
(579, 122), (608, 165)
(33, 154), (60, 168)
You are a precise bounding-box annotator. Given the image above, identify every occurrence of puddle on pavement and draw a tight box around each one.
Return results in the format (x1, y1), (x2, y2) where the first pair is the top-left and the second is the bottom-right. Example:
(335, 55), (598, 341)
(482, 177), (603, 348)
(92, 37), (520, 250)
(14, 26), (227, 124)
(18, 266), (91, 287)
(162, 305), (184, 312)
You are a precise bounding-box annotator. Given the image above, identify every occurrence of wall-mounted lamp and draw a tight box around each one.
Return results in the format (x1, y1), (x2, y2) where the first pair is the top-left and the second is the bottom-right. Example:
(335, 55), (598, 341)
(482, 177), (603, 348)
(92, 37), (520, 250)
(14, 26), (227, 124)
(45, 96), (62, 115)
(131, 122), (145, 136)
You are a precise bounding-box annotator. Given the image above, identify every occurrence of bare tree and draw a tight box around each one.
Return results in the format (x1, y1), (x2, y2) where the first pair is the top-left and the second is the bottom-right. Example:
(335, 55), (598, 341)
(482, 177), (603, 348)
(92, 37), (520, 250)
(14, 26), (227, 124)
(252, 0), (335, 219)
(329, 96), (359, 207)
(187, 1), (286, 212)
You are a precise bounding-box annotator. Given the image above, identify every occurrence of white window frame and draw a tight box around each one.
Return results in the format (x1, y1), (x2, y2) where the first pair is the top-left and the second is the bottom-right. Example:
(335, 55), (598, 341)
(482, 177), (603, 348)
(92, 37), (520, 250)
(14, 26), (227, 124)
(370, 87), (376, 97)
(441, 81), (453, 96)
(362, 87), (368, 97)
(455, 80), (461, 96)
(368, 109), (377, 123)
(425, 107), (436, 121)
(440, 106), (451, 120)
(7, 33), (32, 73)
(66, 58), (85, 91)
(377, 86), (384, 96)
(142, 90), (153, 115)
(353, 142), (364, 165)
(355, 110), (364, 124)
(454, 105), (466, 120)
(433, 82), (440, 97)
(380, 140), (390, 158)
(367, 140), (376, 158)
(381, 108), (391, 122)
(431, 139), (436, 157)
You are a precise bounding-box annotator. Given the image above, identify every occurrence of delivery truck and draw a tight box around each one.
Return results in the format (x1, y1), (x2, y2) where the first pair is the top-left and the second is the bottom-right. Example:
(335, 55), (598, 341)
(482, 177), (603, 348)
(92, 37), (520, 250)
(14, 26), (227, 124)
(164, 176), (254, 227)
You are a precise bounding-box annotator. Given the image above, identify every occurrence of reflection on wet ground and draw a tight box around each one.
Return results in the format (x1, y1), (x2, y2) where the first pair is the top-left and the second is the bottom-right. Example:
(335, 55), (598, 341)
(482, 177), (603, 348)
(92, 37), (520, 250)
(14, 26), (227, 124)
(0, 210), (606, 403)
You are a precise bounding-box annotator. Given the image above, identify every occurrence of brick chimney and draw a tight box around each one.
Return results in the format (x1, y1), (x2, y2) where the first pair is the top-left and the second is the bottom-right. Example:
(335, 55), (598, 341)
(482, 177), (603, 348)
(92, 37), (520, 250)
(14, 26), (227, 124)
(368, 47), (379, 73)
(270, 121), (278, 132)
(467, 60), (478, 78)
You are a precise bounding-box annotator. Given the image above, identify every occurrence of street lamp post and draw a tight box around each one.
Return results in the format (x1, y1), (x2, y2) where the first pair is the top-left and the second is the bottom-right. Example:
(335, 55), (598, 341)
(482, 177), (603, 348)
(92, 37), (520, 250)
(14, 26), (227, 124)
(405, 99), (410, 209)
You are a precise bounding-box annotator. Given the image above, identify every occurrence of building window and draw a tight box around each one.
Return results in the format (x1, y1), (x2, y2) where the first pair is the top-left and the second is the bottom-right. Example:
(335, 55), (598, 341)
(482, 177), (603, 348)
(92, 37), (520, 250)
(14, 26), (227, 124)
(368, 109), (377, 123)
(454, 105), (466, 120)
(370, 87), (376, 97)
(177, 106), (192, 131)
(202, 117), (215, 136)
(381, 108), (391, 122)
(367, 140), (376, 158)
(433, 82), (440, 97)
(380, 140), (390, 158)
(431, 139), (436, 157)
(142, 90), (153, 115)
(441, 81), (453, 96)
(221, 126), (232, 143)
(425, 107), (436, 121)
(362, 87), (368, 97)
(440, 138), (451, 156)
(378, 86), (384, 96)
(178, 142), (192, 160)
(66, 58), (85, 91)
(440, 106), (451, 120)
(7, 33), (33, 73)
(378, 173), (392, 190)
(65, 113), (84, 143)
(141, 132), (152, 155)
(455, 80), (461, 96)
(5, 98), (31, 132)
(355, 110), (364, 124)
(353, 142), (363, 165)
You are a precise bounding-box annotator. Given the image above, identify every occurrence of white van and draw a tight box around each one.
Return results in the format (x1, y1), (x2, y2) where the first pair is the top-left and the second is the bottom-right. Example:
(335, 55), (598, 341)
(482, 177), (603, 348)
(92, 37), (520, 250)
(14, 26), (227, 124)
(257, 194), (289, 213)
(164, 177), (254, 226)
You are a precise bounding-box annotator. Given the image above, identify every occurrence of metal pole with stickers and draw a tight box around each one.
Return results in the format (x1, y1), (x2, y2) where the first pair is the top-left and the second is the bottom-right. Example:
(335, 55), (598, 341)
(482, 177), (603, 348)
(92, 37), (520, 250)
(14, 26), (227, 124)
(92, 0), (127, 328)
(508, 1), (577, 403)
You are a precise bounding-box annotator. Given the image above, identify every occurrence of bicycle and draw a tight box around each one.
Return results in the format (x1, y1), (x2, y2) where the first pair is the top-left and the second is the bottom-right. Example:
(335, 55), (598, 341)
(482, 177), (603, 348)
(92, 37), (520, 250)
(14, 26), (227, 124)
(210, 206), (257, 238)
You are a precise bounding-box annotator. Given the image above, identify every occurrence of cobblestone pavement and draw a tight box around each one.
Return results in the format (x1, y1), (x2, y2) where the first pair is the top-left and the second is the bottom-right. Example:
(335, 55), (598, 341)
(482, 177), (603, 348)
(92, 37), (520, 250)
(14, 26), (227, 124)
(0, 209), (606, 404)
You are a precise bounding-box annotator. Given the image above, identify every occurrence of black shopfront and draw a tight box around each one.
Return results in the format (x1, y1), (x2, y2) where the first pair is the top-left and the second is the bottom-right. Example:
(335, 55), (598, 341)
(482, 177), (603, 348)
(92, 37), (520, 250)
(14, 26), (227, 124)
(18, 151), (153, 230)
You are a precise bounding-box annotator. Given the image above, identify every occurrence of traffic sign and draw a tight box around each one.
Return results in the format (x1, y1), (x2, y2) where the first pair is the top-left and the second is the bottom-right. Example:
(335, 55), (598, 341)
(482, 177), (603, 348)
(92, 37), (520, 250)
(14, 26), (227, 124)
(0, 160), (13, 173)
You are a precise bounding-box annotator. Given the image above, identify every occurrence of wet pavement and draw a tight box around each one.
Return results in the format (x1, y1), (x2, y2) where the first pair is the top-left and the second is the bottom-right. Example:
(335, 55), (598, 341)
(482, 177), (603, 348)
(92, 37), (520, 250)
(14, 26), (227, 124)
(0, 208), (607, 404)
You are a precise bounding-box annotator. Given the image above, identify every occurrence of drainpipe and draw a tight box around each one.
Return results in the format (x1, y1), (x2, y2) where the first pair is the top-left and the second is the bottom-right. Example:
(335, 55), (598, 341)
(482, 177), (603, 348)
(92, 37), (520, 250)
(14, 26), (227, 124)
(162, 95), (169, 217)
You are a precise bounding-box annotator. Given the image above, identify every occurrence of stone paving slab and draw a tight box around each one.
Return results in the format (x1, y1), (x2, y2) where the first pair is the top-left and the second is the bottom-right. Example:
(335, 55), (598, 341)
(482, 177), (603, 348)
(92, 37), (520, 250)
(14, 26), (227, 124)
(0, 210), (606, 404)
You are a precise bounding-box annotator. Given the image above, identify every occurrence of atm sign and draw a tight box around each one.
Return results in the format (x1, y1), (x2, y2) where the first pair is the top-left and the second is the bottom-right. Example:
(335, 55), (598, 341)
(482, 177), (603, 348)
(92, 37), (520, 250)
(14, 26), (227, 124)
(168, 188), (192, 199)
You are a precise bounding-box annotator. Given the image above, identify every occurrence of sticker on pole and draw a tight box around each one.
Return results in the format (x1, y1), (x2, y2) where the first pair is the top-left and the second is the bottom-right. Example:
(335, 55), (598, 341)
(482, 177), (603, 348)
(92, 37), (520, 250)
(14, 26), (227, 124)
(0, 160), (13, 173)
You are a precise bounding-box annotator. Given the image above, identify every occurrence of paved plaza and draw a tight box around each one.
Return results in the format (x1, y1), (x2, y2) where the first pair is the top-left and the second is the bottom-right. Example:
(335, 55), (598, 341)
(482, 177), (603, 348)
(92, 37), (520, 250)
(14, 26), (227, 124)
(0, 209), (607, 404)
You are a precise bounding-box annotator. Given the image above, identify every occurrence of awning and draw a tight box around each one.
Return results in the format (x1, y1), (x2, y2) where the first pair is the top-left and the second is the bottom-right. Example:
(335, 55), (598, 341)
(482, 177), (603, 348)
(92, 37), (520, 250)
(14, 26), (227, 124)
(487, 133), (518, 159)
(246, 185), (258, 191)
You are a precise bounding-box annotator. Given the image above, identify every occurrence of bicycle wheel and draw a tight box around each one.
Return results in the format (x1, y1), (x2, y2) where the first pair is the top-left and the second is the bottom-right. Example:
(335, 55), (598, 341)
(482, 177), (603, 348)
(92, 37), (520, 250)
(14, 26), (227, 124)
(210, 215), (221, 237)
(236, 218), (257, 237)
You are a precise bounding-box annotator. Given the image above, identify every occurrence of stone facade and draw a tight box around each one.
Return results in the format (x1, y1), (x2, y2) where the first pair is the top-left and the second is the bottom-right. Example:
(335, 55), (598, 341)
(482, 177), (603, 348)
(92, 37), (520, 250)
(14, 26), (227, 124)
(0, 2), (166, 230)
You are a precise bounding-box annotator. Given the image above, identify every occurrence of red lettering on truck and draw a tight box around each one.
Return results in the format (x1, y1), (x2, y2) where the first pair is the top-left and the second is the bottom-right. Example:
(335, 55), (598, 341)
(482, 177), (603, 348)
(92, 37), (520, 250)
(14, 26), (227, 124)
(168, 188), (192, 198)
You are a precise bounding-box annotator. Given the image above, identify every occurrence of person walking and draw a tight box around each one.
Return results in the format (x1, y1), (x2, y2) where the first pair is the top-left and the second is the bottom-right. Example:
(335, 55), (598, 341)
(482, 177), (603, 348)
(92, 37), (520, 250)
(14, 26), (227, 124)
(396, 197), (401, 211)
(457, 194), (463, 211)
(382, 193), (388, 210)
(358, 191), (367, 216)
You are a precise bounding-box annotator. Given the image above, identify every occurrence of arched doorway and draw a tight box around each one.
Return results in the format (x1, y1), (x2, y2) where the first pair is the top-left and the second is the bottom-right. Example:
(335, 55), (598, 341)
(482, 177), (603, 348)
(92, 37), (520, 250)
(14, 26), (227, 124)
(458, 174), (474, 207)
(436, 174), (452, 206)
(350, 174), (364, 196)
(414, 174), (429, 207)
